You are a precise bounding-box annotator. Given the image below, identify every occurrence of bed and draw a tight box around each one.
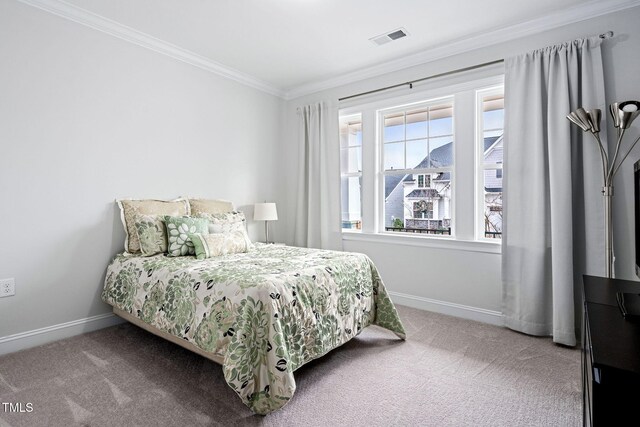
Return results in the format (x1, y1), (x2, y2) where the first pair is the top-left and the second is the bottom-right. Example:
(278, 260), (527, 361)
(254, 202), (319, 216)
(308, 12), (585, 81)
(102, 242), (405, 414)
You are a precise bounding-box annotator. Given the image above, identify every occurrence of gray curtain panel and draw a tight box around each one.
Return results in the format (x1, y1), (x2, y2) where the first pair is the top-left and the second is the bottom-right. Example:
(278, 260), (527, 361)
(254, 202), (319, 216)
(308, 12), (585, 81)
(293, 101), (343, 250)
(502, 37), (606, 346)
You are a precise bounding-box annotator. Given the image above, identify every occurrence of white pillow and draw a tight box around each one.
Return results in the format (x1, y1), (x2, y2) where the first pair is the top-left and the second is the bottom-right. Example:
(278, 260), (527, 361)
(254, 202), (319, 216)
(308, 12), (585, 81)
(197, 211), (245, 233)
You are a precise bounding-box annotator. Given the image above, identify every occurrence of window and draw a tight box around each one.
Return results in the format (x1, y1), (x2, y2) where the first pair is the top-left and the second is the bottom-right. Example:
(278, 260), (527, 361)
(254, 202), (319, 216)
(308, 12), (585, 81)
(477, 88), (505, 239)
(382, 100), (453, 235)
(339, 74), (504, 244)
(417, 174), (431, 188)
(340, 114), (362, 230)
(413, 200), (433, 219)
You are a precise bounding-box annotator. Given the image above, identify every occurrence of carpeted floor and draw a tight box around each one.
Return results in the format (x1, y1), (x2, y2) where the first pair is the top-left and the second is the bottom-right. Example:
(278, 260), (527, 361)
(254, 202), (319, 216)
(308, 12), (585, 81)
(0, 305), (581, 426)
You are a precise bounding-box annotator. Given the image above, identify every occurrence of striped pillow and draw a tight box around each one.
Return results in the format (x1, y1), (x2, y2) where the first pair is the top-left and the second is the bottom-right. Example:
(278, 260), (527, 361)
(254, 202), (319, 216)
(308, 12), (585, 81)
(190, 231), (252, 259)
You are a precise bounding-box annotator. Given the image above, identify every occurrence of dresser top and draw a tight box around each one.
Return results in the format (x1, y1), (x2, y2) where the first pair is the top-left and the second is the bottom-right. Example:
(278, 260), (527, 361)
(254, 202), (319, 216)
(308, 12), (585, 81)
(583, 275), (640, 376)
(583, 275), (640, 306)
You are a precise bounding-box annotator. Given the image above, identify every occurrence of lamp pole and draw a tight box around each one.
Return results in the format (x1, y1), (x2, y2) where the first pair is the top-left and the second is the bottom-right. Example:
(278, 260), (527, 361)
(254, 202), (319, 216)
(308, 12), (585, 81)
(264, 220), (270, 244)
(603, 185), (613, 278)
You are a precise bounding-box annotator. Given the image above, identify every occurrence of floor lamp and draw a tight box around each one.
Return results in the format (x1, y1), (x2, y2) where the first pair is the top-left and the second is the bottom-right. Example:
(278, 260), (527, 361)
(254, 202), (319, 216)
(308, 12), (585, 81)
(567, 100), (640, 278)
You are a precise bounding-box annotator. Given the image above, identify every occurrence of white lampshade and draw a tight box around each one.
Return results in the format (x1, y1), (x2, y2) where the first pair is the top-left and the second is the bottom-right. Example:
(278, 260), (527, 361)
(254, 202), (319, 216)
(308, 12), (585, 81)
(254, 203), (278, 221)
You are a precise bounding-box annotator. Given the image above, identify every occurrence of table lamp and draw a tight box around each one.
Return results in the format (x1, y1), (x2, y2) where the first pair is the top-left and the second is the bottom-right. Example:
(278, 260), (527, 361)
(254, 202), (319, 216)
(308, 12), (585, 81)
(254, 202), (278, 244)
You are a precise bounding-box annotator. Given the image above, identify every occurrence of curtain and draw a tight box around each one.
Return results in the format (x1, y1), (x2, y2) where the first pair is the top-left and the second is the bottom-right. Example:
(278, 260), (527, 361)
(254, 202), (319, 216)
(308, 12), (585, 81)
(293, 101), (343, 251)
(502, 37), (606, 346)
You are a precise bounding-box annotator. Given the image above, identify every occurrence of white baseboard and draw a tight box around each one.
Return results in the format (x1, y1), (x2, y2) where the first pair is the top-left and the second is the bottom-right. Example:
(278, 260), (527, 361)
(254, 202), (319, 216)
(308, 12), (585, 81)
(388, 291), (504, 326)
(0, 295), (502, 356)
(0, 312), (125, 356)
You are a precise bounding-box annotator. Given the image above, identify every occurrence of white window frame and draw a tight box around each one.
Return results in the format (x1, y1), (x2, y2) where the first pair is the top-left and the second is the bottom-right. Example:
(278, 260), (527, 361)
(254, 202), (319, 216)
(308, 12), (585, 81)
(339, 71), (504, 253)
(340, 114), (363, 231)
(378, 96), (454, 237)
(475, 86), (505, 241)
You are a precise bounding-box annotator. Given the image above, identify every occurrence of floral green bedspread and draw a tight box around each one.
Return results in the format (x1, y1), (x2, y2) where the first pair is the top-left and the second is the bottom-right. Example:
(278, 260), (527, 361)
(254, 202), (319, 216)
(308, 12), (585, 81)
(101, 243), (405, 414)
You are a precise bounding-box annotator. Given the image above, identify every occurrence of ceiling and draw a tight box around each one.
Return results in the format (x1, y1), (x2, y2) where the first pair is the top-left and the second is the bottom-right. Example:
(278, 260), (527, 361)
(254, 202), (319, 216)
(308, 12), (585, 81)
(48, 0), (634, 97)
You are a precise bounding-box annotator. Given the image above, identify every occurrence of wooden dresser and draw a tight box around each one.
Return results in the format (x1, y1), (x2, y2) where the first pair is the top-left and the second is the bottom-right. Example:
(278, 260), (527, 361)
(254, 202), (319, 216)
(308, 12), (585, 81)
(582, 275), (640, 426)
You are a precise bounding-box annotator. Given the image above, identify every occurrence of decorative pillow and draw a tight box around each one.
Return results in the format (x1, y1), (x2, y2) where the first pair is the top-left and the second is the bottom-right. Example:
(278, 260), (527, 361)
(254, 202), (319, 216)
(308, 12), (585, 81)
(164, 216), (209, 257)
(134, 215), (167, 256)
(117, 198), (189, 254)
(190, 231), (251, 259)
(188, 199), (234, 216)
(197, 211), (246, 234)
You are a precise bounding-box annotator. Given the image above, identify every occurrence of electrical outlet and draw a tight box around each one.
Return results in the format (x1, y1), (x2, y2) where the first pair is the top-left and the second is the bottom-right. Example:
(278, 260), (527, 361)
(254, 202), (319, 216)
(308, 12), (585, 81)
(0, 278), (15, 297)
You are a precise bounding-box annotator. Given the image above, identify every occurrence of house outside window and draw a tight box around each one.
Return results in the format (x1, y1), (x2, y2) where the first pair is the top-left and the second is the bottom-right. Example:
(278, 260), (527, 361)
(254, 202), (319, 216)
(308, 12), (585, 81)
(477, 88), (504, 239)
(339, 73), (504, 245)
(382, 100), (453, 235)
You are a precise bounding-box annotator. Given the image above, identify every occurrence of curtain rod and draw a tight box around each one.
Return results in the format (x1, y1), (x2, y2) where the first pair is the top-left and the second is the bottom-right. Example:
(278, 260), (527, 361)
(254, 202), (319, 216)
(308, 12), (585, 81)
(338, 30), (614, 102)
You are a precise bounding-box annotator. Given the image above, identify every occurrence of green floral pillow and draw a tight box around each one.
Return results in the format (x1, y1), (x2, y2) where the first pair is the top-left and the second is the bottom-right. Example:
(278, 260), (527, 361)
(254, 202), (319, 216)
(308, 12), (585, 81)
(134, 215), (167, 256)
(190, 231), (251, 259)
(164, 216), (209, 257)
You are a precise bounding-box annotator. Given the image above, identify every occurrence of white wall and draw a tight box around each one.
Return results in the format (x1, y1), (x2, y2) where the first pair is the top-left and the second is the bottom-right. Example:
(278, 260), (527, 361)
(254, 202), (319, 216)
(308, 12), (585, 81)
(282, 6), (640, 319)
(605, 13), (640, 280)
(1, 1), (638, 344)
(0, 1), (284, 338)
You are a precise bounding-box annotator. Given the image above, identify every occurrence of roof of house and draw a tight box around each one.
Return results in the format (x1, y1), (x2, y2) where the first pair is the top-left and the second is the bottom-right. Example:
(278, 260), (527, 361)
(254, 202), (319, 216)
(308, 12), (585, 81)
(406, 189), (441, 198)
(434, 172), (450, 181)
(385, 174), (407, 198)
(385, 142), (453, 199)
(413, 142), (452, 169)
(384, 135), (503, 199)
(410, 136), (499, 170)
(484, 135), (500, 152)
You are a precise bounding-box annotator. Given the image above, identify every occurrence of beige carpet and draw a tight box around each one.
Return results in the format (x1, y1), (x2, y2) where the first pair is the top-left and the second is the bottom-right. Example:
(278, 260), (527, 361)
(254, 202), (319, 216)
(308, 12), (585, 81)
(0, 305), (581, 426)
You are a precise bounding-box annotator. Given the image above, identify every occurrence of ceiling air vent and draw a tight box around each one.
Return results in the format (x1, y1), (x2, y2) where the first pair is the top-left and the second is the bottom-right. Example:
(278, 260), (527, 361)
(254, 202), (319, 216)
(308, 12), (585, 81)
(370, 28), (409, 46)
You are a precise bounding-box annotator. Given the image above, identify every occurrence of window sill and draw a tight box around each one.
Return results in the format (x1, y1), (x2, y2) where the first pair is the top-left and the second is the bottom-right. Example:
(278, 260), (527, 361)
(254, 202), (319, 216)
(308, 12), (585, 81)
(341, 231), (501, 254)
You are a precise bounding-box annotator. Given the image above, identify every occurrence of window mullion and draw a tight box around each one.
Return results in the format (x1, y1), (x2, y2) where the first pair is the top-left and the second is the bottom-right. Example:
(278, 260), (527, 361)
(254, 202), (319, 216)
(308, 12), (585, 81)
(453, 90), (474, 240)
(427, 107), (431, 167)
(360, 110), (376, 233)
(403, 112), (407, 170)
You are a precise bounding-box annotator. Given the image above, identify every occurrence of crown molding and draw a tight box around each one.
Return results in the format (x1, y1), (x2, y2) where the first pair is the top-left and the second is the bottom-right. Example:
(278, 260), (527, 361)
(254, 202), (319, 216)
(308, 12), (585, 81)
(17, 0), (286, 98)
(283, 0), (640, 100)
(17, 0), (640, 101)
